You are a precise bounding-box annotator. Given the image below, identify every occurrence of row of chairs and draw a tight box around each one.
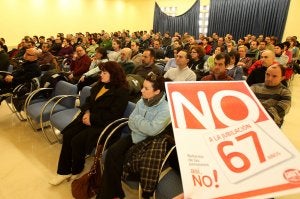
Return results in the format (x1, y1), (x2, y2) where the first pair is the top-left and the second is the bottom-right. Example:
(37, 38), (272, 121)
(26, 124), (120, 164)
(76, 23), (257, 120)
(24, 81), (183, 198)
(1, 71), (81, 144)
(1, 67), (40, 121)
(25, 80), (78, 143)
(2, 75), (183, 198)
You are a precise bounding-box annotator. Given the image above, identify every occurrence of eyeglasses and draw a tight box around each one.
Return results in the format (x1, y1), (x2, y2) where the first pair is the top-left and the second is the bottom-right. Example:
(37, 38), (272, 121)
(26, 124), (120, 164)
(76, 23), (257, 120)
(147, 71), (157, 81)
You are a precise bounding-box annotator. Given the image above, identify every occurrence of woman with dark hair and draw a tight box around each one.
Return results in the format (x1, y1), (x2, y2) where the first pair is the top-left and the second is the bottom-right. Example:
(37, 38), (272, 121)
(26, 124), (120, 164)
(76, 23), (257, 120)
(57, 38), (74, 58)
(77, 47), (109, 91)
(32, 35), (39, 47)
(0, 38), (8, 53)
(108, 39), (122, 61)
(202, 37), (212, 55)
(86, 38), (99, 57)
(189, 46), (208, 80)
(227, 51), (244, 80)
(49, 61), (129, 185)
(204, 46), (225, 72)
(97, 72), (170, 199)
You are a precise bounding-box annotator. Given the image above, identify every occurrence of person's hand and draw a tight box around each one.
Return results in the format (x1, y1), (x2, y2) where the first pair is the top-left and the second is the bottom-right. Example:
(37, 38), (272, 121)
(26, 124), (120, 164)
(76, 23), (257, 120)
(237, 62), (246, 67)
(4, 75), (13, 83)
(79, 76), (85, 82)
(72, 52), (78, 61)
(91, 56), (97, 61)
(82, 111), (91, 126)
(172, 193), (184, 199)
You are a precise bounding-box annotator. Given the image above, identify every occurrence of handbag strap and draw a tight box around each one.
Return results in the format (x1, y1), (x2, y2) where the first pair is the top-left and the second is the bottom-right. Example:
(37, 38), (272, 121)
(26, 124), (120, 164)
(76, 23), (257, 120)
(94, 144), (103, 159)
(88, 144), (103, 175)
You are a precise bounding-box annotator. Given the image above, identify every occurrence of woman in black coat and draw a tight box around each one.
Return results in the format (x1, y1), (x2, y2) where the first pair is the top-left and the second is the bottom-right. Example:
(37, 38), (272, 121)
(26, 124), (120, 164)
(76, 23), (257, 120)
(49, 61), (129, 185)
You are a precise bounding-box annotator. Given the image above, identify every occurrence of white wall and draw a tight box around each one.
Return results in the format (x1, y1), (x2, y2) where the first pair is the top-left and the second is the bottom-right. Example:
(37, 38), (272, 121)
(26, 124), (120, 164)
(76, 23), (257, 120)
(0, 0), (298, 48)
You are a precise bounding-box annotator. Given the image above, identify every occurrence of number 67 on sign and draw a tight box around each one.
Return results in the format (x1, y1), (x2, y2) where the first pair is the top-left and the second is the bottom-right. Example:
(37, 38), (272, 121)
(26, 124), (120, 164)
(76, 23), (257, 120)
(204, 121), (293, 184)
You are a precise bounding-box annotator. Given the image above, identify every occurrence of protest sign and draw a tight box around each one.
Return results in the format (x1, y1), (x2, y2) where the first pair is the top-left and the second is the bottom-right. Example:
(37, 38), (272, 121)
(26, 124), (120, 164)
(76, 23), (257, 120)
(165, 81), (300, 198)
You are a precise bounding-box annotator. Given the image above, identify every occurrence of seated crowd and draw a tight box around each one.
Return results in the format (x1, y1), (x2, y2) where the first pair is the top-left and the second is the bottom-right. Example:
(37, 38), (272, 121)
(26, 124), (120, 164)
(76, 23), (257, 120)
(0, 30), (299, 198)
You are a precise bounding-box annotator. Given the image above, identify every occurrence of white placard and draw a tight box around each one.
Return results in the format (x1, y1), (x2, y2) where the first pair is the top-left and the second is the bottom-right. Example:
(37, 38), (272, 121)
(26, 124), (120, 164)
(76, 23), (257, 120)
(165, 81), (300, 199)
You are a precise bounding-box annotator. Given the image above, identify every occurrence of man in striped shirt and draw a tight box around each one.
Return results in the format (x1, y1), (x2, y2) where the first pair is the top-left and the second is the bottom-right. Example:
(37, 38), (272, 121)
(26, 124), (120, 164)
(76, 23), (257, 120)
(250, 64), (291, 127)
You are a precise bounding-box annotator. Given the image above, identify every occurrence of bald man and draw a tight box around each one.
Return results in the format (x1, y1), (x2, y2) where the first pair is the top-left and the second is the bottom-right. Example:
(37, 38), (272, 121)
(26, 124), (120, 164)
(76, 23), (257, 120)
(250, 64), (291, 127)
(0, 48), (41, 105)
(247, 50), (276, 86)
(1, 48), (41, 93)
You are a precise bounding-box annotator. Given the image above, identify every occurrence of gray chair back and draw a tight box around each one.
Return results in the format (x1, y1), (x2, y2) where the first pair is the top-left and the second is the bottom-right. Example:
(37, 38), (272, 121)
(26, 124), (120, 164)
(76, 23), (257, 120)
(54, 81), (78, 108)
(79, 86), (91, 106)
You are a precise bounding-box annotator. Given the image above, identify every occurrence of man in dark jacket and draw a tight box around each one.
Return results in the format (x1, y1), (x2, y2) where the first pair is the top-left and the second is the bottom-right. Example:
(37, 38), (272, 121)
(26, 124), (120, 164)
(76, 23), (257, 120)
(37, 42), (58, 71)
(247, 50), (276, 86)
(0, 41), (9, 71)
(0, 47), (41, 95)
(131, 48), (162, 78)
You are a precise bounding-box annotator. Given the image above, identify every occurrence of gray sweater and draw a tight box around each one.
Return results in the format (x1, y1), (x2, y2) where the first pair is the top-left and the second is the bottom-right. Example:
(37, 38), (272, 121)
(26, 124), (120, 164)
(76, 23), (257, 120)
(250, 83), (291, 127)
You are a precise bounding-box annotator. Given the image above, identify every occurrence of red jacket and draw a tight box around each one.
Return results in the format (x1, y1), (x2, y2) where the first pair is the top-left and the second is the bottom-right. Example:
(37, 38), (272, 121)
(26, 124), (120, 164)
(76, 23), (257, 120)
(247, 60), (277, 75)
(70, 54), (91, 77)
(204, 44), (212, 55)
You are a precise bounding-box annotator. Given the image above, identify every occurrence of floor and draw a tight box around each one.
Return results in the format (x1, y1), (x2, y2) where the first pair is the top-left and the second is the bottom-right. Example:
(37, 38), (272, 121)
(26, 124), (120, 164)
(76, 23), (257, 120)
(0, 76), (299, 199)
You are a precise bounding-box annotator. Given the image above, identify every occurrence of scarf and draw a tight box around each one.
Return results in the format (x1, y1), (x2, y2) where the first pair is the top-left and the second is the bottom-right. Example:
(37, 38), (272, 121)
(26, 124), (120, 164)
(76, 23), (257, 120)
(143, 92), (164, 107)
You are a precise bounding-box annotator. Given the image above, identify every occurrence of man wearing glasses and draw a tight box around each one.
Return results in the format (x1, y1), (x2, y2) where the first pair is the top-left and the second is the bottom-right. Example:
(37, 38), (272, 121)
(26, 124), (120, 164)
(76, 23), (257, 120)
(0, 48), (41, 88)
(68, 45), (91, 84)
(0, 48), (41, 95)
